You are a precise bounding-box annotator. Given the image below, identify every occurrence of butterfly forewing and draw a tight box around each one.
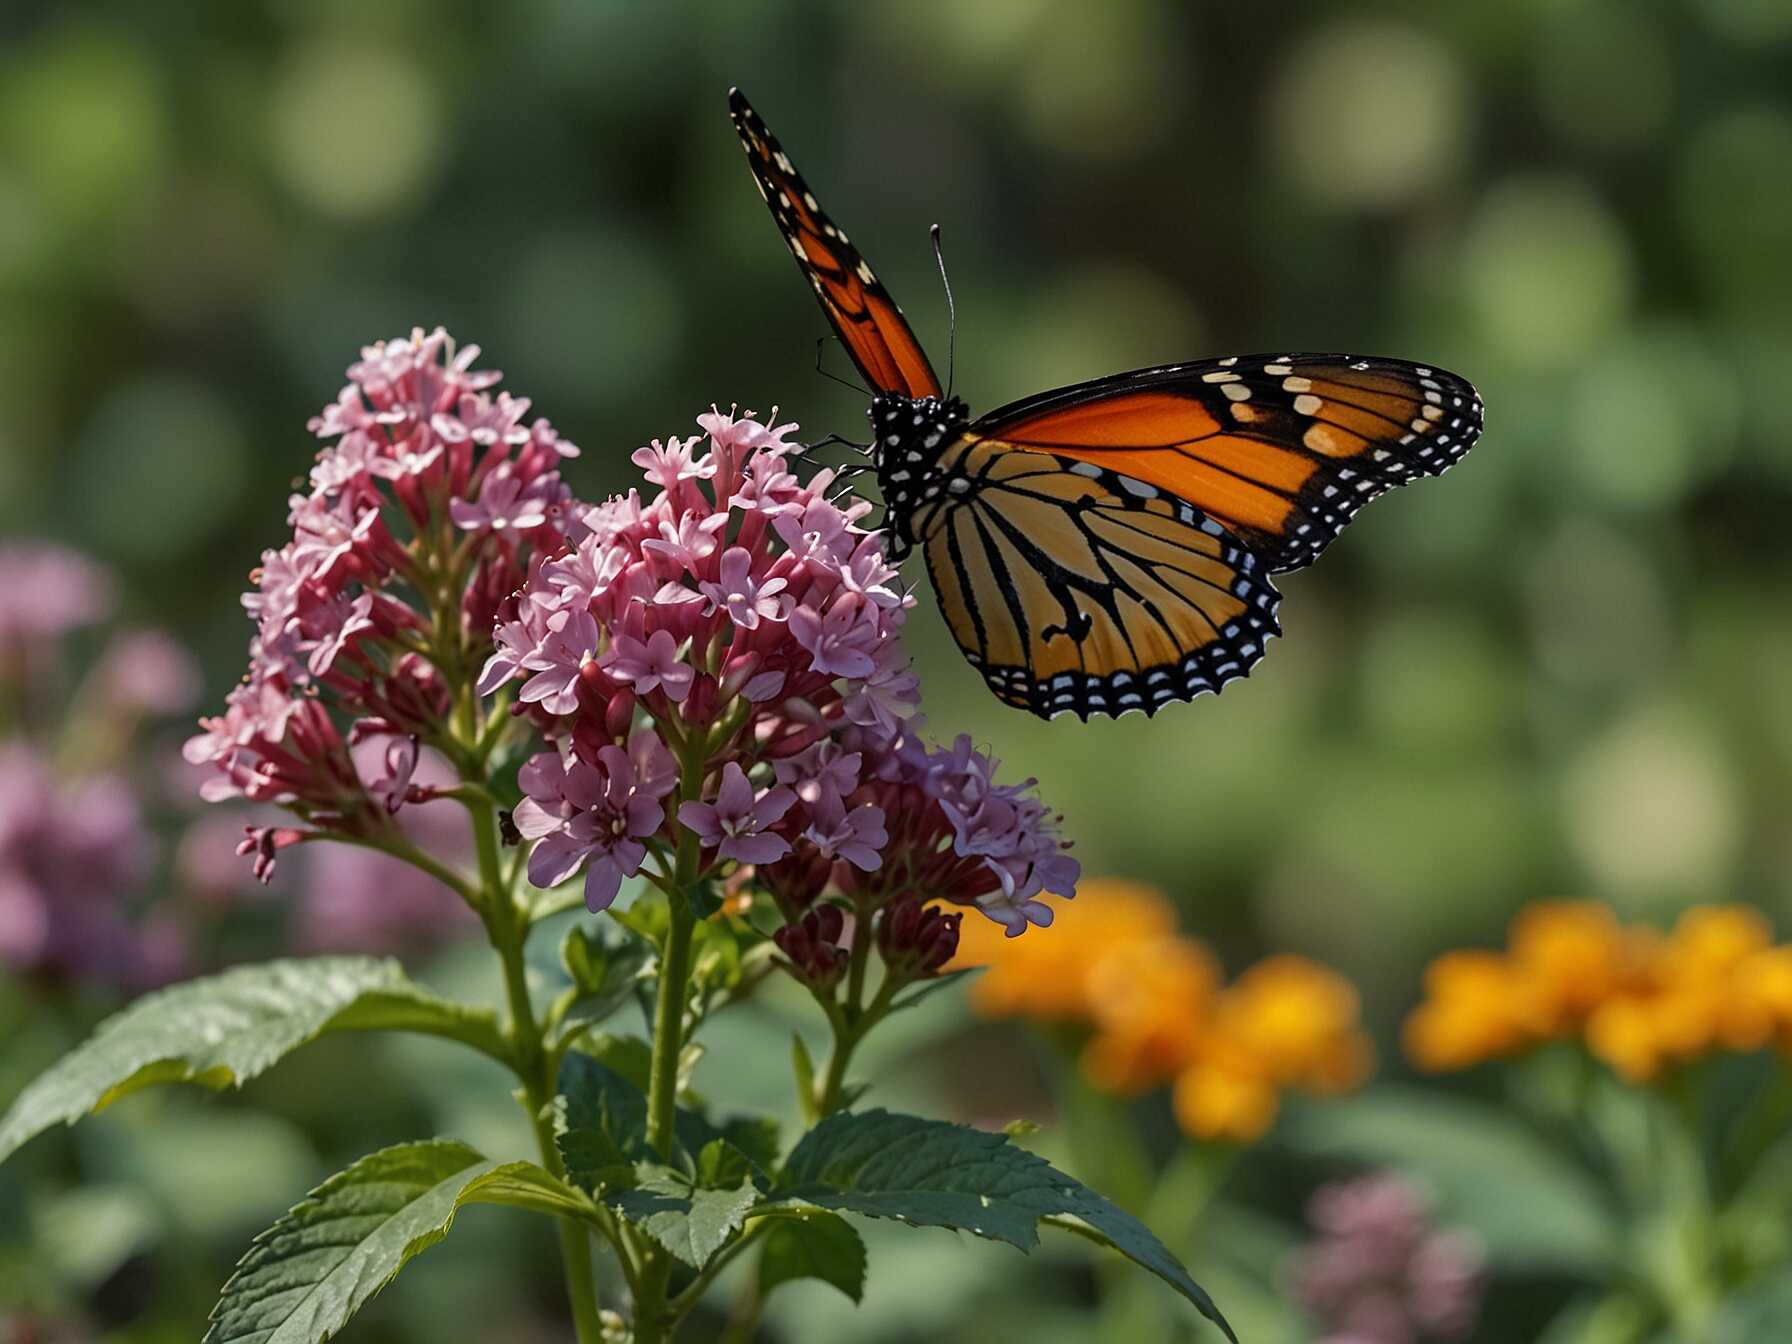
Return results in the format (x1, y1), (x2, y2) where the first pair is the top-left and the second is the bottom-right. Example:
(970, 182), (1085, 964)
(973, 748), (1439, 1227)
(729, 88), (942, 400)
(912, 443), (1282, 719)
(967, 355), (1484, 573)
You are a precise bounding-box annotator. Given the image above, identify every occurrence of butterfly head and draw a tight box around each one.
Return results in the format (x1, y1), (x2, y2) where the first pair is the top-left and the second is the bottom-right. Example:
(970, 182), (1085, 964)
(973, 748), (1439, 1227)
(867, 391), (970, 558)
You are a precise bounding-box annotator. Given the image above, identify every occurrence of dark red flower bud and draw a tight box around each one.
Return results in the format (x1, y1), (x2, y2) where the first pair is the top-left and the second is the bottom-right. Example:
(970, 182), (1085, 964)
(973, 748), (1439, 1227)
(604, 687), (636, 739)
(877, 894), (961, 980)
(760, 846), (834, 917)
(774, 903), (849, 992)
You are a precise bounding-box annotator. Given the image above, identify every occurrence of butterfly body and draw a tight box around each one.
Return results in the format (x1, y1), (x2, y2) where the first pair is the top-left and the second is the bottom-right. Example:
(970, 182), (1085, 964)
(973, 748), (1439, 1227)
(870, 391), (970, 561)
(730, 89), (1485, 720)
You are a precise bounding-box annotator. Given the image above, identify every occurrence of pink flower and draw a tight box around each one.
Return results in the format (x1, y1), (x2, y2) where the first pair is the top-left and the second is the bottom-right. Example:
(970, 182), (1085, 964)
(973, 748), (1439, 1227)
(678, 762), (796, 865)
(632, 436), (715, 489)
(517, 608), (599, 716)
(642, 512), (728, 572)
(513, 731), (676, 910)
(0, 543), (114, 655)
(369, 734), (419, 814)
(602, 628), (694, 702)
(698, 547), (789, 629)
(450, 468), (564, 532)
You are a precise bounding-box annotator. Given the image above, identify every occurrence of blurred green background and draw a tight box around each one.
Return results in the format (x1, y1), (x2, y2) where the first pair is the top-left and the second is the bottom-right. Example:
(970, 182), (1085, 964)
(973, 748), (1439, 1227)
(3, 0), (1791, 1339)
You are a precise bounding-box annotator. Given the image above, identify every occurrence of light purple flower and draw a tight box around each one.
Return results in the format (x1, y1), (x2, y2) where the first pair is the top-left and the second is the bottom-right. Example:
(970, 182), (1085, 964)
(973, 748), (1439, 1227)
(698, 548), (789, 630)
(513, 738), (675, 911)
(773, 741), (861, 810)
(803, 795), (887, 872)
(370, 734), (419, 814)
(517, 608), (600, 715)
(602, 627), (694, 702)
(789, 592), (881, 679)
(677, 762), (796, 865)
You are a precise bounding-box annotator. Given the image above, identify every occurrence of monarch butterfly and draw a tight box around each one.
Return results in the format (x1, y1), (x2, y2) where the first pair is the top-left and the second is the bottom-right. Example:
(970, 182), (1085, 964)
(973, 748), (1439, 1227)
(729, 89), (1484, 721)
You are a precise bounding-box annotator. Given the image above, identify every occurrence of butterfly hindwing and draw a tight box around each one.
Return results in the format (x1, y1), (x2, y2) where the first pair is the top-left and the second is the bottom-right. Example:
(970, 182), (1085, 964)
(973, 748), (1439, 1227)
(729, 88), (942, 400)
(966, 354), (1484, 573)
(912, 440), (1281, 719)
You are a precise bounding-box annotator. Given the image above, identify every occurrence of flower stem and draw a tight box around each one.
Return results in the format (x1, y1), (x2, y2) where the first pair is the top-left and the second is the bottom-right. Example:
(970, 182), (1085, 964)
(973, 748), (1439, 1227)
(470, 795), (607, 1344)
(647, 895), (697, 1159)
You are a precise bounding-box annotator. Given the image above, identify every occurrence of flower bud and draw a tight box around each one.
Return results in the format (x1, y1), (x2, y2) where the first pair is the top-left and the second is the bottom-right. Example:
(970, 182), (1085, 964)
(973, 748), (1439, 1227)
(760, 846), (834, 917)
(598, 689), (632, 741)
(877, 893), (961, 980)
(682, 674), (719, 726)
(773, 903), (849, 992)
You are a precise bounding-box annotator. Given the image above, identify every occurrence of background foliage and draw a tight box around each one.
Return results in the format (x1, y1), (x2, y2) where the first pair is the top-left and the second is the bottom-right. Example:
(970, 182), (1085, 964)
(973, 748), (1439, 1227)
(2, 0), (1790, 1339)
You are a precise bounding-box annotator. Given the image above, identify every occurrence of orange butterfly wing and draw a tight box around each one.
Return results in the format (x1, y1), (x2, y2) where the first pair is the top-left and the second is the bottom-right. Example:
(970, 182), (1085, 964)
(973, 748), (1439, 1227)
(966, 355), (1484, 572)
(729, 89), (942, 401)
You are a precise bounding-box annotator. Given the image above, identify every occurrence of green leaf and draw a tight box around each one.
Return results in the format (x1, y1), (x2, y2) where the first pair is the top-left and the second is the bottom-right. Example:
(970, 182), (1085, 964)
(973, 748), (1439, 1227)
(792, 1032), (818, 1124)
(557, 1051), (650, 1188)
(205, 1140), (587, 1344)
(553, 936), (653, 1048)
(0, 957), (504, 1163)
(757, 1206), (866, 1304)
(887, 967), (982, 1014)
(777, 1109), (1234, 1340)
(605, 1163), (758, 1268)
(1281, 1087), (1623, 1272)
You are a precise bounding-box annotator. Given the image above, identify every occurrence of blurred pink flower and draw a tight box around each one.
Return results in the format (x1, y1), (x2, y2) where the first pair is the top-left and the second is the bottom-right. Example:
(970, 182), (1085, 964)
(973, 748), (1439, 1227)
(1293, 1173), (1484, 1344)
(0, 543), (113, 657)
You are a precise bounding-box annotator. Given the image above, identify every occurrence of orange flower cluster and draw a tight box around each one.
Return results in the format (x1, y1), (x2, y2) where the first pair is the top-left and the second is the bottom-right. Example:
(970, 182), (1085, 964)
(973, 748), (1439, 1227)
(1405, 901), (1792, 1083)
(949, 880), (1373, 1143)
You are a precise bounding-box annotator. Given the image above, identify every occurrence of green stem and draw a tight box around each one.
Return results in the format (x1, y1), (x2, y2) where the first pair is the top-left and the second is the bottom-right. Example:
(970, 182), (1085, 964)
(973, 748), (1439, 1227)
(635, 865), (703, 1343)
(470, 796), (606, 1344)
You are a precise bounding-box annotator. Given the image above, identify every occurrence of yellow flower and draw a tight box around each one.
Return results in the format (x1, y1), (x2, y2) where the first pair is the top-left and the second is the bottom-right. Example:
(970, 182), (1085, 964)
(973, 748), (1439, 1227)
(1080, 937), (1219, 1094)
(1507, 901), (1633, 1031)
(1402, 950), (1536, 1072)
(1586, 994), (1666, 1083)
(1216, 955), (1373, 1092)
(1659, 904), (1772, 985)
(1173, 1044), (1281, 1144)
(949, 878), (1175, 1022)
(1727, 947), (1792, 1051)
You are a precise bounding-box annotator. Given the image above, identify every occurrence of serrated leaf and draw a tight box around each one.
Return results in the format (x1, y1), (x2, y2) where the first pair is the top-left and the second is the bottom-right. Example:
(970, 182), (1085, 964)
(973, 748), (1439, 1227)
(605, 1164), (758, 1268)
(757, 1207), (865, 1304)
(777, 1109), (1234, 1340)
(0, 958), (504, 1163)
(557, 1051), (650, 1186)
(558, 1048), (778, 1188)
(204, 1140), (587, 1344)
(554, 934), (652, 1047)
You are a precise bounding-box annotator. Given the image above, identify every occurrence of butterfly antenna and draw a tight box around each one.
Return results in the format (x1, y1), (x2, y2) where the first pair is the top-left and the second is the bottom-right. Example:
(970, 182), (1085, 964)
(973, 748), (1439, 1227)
(814, 336), (865, 394)
(931, 223), (957, 399)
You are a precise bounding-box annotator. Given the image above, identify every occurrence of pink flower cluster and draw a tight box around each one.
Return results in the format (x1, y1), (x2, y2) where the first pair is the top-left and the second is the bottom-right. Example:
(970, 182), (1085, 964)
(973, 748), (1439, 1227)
(1293, 1174), (1484, 1344)
(184, 328), (578, 875)
(0, 744), (188, 989)
(484, 409), (1078, 933)
(0, 543), (203, 989)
